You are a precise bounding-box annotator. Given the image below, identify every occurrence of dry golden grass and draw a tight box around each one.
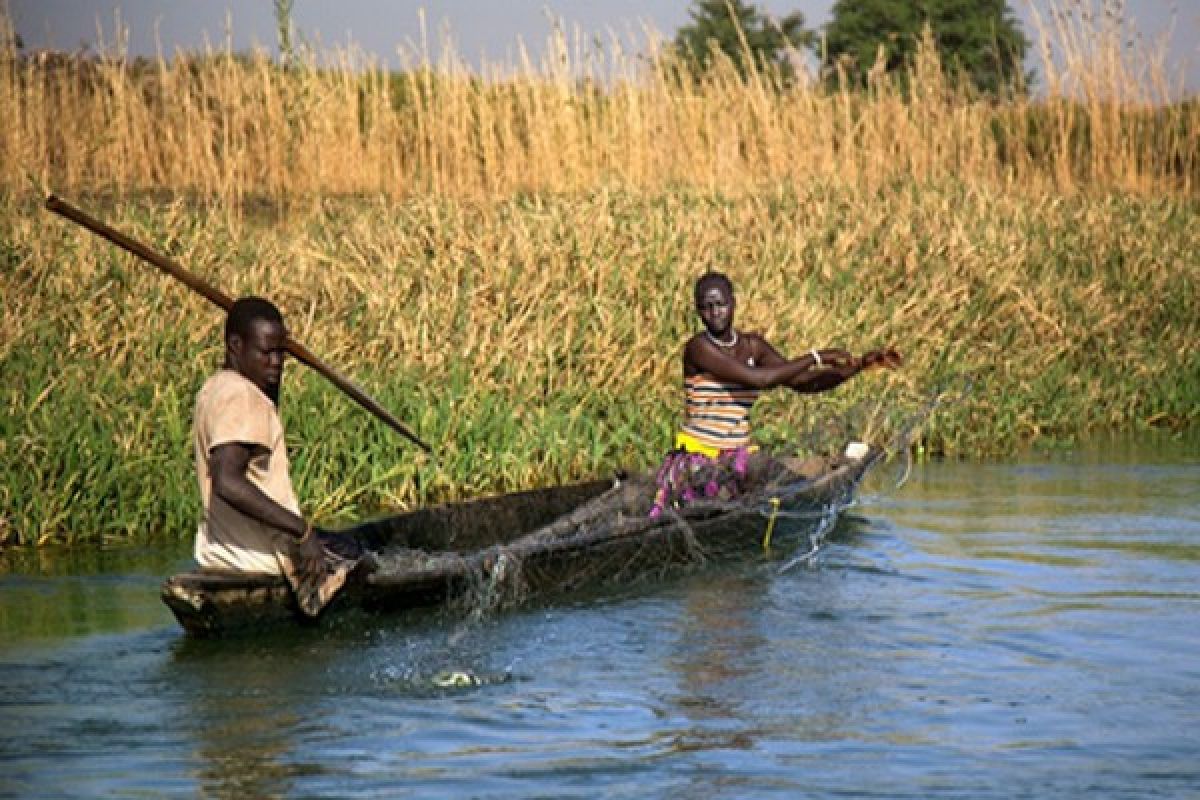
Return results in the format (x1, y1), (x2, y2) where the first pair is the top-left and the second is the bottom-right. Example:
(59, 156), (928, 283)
(2, 2), (1195, 204)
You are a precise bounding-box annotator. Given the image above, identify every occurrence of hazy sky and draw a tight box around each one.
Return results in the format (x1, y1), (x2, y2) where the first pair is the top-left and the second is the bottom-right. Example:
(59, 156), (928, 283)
(9, 0), (1198, 93)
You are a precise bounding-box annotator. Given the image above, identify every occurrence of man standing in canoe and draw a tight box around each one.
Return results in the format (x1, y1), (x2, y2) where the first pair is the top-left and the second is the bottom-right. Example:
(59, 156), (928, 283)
(652, 272), (901, 516)
(193, 296), (358, 615)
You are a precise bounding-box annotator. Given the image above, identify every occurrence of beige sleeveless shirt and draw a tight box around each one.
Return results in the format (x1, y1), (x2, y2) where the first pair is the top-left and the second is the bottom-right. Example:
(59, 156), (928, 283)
(193, 369), (300, 574)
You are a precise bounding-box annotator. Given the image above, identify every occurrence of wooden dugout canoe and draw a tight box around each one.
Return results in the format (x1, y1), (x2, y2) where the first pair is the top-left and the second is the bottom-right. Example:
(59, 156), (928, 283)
(162, 443), (885, 637)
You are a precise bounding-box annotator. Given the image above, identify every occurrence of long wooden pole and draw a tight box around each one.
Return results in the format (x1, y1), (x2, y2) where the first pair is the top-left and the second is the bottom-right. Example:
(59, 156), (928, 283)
(45, 194), (432, 454)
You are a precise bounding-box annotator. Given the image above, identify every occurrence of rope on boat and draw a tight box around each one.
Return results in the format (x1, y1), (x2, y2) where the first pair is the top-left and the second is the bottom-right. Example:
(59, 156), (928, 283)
(761, 496), (781, 551)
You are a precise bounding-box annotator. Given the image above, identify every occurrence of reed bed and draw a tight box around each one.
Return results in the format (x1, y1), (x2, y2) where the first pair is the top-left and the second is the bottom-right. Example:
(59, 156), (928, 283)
(3, 186), (1195, 546)
(1, 3), (1197, 546)
(2, 3), (1196, 202)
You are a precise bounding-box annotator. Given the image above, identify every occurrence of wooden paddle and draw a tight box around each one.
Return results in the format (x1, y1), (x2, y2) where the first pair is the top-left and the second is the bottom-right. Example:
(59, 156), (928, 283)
(45, 194), (433, 454)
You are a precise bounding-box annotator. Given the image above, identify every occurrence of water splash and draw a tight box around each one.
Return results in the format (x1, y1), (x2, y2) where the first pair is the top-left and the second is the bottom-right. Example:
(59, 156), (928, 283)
(776, 501), (843, 573)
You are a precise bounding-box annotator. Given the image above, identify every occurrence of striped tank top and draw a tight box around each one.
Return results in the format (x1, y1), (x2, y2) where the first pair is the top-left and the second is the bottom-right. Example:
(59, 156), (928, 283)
(680, 373), (761, 451)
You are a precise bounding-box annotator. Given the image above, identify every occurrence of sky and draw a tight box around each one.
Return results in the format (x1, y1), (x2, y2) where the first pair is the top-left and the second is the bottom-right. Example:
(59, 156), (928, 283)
(8, 0), (1198, 94)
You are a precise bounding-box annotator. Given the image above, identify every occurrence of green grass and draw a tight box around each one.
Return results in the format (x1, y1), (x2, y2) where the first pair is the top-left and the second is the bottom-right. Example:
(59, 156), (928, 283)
(1, 185), (1196, 547)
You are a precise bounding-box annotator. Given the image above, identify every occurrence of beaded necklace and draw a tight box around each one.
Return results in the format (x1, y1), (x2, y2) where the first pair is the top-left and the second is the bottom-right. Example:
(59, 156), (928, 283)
(706, 329), (738, 349)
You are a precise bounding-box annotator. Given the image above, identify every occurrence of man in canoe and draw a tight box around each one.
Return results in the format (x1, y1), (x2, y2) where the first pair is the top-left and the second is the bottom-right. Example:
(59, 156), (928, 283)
(193, 296), (360, 615)
(651, 272), (901, 516)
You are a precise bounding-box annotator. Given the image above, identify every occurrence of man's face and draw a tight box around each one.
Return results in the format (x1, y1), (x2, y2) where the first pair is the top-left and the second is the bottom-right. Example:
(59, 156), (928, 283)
(230, 318), (287, 402)
(696, 285), (734, 337)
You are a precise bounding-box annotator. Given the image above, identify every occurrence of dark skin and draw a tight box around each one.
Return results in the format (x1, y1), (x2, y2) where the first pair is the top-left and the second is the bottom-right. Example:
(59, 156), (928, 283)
(684, 282), (902, 395)
(208, 317), (327, 584)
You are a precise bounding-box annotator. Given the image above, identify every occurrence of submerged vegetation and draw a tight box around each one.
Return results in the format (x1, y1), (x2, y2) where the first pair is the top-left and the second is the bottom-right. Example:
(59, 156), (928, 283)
(1, 4), (1196, 546)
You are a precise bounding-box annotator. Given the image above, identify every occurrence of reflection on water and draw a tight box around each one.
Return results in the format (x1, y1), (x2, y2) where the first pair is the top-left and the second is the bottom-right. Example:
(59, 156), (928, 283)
(668, 572), (770, 725)
(0, 433), (1196, 797)
(170, 635), (338, 800)
(0, 543), (187, 646)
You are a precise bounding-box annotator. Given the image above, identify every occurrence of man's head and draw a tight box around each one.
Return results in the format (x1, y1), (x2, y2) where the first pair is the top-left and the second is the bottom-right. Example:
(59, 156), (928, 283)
(225, 297), (287, 403)
(694, 271), (735, 338)
(693, 271), (733, 306)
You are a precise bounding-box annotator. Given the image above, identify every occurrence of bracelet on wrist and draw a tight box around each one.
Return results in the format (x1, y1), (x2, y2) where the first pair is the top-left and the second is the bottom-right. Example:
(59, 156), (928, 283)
(810, 348), (823, 368)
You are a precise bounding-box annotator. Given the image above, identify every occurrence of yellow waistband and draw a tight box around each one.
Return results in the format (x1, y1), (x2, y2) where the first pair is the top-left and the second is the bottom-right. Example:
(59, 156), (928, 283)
(674, 431), (722, 458)
(674, 431), (759, 458)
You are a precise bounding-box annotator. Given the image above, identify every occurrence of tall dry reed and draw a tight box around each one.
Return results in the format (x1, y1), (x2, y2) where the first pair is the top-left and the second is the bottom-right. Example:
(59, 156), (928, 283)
(1, 1), (1195, 206)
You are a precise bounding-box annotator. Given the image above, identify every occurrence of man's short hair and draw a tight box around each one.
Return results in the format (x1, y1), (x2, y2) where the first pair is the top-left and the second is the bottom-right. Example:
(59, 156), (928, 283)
(226, 296), (284, 342)
(694, 271), (734, 306)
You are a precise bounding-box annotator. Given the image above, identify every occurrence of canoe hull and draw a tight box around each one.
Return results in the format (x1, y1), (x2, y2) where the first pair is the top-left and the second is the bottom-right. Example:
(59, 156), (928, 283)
(162, 447), (882, 637)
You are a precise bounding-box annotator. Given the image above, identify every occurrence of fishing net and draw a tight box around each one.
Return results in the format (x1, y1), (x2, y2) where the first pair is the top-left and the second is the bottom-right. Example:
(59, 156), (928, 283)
(368, 447), (875, 621)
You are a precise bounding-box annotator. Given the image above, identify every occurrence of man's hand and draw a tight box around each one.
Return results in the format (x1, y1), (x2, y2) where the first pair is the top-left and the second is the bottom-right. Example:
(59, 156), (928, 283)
(859, 347), (903, 371)
(318, 529), (365, 561)
(291, 526), (328, 588)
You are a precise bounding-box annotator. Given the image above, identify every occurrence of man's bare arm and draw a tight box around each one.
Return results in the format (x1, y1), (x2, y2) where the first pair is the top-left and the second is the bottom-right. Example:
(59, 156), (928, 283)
(209, 442), (307, 539)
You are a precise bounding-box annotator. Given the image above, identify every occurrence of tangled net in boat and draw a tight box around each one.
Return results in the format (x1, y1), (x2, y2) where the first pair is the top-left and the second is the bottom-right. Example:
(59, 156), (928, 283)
(369, 447), (870, 621)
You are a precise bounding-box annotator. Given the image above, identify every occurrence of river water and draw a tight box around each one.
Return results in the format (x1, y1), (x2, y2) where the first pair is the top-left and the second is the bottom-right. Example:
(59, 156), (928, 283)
(1, 434), (1197, 798)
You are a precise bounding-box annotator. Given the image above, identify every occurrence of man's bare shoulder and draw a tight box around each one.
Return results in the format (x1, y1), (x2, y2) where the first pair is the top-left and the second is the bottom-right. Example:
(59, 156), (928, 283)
(682, 332), (711, 372)
(741, 330), (771, 350)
